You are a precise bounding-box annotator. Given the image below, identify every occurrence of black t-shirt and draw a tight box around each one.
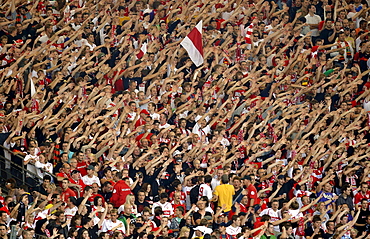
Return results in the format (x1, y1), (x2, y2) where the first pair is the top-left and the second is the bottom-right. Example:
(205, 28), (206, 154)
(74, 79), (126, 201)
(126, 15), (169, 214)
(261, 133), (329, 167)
(193, 211), (212, 224)
(357, 209), (370, 233)
(136, 200), (150, 213)
(323, 232), (334, 239)
(78, 225), (99, 239)
(320, 28), (335, 45)
(34, 184), (48, 196)
(305, 226), (325, 238)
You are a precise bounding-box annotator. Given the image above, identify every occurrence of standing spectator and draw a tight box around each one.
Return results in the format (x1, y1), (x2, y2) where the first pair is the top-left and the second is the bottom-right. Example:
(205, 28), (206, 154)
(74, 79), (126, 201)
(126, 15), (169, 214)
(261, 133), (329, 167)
(213, 175), (235, 213)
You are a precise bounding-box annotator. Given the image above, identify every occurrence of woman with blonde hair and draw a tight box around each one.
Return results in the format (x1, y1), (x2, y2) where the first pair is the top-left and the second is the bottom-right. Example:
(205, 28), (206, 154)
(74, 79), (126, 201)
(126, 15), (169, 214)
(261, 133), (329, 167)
(118, 194), (137, 215)
(178, 226), (190, 239)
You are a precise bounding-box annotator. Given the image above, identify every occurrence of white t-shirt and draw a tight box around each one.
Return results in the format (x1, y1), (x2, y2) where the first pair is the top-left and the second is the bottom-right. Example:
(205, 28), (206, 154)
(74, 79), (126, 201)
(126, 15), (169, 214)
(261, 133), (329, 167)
(305, 14), (322, 37)
(226, 225), (241, 236)
(82, 175), (101, 187)
(24, 154), (38, 177)
(101, 219), (125, 233)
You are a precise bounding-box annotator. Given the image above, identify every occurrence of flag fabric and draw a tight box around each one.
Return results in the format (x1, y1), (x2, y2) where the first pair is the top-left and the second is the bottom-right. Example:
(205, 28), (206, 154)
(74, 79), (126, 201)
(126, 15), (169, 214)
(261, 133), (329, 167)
(180, 21), (204, 67)
(30, 78), (36, 97)
(136, 42), (147, 59)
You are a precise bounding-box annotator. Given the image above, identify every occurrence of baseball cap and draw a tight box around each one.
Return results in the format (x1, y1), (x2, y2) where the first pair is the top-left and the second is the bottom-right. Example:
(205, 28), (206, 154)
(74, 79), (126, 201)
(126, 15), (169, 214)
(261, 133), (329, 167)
(87, 165), (95, 170)
(173, 150), (182, 157)
(71, 170), (80, 175)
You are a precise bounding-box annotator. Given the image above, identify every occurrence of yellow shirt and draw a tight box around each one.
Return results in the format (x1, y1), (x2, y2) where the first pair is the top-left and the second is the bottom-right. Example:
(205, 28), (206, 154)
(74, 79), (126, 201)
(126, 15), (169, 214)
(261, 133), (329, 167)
(214, 184), (235, 212)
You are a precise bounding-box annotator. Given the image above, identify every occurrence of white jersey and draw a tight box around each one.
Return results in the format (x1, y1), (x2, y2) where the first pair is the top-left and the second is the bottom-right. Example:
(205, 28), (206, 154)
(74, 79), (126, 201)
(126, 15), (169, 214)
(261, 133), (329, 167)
(64, 206), (78, 220)
(226, 225), (241, 236)
(152, 201), (173, 217)
(259, 208), (281, 231)
(183, 186), (194, 210)
(198, 184), (213, 200)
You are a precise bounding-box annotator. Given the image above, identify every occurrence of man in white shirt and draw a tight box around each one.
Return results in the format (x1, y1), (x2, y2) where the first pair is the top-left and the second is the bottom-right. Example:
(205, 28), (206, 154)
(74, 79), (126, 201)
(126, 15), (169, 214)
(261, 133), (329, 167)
(64, 197), (78, 220)
(101, 209), (125, 233)
(259, 199), (282, 231)
(192, 120), (211, 139)
(82, 165), (101, 187)
(226, 215), (242, 237)
(199, 175), (213, 200)
(211, 168), (224, 190)
(305, 4), (322, 38)
(152, 193), (173, 217)
(148, 102), (160, 120)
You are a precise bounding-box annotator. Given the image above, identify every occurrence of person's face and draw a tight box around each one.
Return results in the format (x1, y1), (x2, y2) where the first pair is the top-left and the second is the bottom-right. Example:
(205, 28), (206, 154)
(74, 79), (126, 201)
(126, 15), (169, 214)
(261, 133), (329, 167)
(197, 200), (206, 210)
(341, 216), (348, 224)
(0, 226), (6, 236)
(234, 217), (241, 227)
(286, 226), (293, 235)
(277, 178), (285, 185)
(233, 179), (241, 189)
(310, 5), (316, 13)
(111, 213), (118, 222)
(361, 200), (368, 209)
(43, 179), (50, 187)
(272, 202), (279, 210)
(268, 224), (274, 233)
(70, 159), (77, 167)
(335, 22), (342, 30)
(217, 169), (224, 179)
(62, 153), (69, 163)
(142, 212), (150, 221)
(124, 204), (132, 214)
(59, 213), (66, 223)
(361, 184), (369, 193)
(82, 230), (89, 238)
(62, 180), (69, 189)
(1, 213), (7, 222)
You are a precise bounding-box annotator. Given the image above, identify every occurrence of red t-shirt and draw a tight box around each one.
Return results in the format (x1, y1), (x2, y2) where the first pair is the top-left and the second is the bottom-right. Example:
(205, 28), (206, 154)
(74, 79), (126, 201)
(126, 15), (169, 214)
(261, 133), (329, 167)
(61, 188), (76, 202)
(246, 184), (258, 207)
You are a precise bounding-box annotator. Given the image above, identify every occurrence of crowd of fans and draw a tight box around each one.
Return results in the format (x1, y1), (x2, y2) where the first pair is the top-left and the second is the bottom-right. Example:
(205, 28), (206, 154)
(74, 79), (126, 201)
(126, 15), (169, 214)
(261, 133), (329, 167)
(0, 0), (370, 238)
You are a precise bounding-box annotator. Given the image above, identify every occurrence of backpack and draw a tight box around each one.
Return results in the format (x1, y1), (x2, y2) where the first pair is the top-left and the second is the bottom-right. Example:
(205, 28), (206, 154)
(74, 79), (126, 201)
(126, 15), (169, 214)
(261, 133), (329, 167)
(190, 184), (200, 205)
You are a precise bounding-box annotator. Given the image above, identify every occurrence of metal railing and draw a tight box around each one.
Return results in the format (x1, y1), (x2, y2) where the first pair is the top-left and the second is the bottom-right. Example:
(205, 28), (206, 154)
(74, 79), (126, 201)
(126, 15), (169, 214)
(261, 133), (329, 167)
(0, 145), (43, 190)
(0, 145), (80, 197)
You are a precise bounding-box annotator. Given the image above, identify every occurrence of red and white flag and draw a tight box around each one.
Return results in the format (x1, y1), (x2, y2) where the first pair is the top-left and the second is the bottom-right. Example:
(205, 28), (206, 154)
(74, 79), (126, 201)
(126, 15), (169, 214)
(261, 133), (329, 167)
(136, 42), (147, 59)
(180, 21), (203, 67)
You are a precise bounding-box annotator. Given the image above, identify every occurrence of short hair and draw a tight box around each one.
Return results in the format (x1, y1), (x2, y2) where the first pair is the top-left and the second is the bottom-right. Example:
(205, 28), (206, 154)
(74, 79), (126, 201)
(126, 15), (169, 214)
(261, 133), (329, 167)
(160, 193), (169, 199)
(313, 215), (322, 223)
(204, 175), (212, 184)
(176, 206), (185, 214)
(231, 215), (239, 223)
(43, 175), (52, 181)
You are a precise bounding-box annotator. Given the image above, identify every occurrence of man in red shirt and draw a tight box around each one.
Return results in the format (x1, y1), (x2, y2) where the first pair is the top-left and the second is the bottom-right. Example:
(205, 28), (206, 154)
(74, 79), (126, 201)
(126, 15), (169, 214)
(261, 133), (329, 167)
(243, 175), (257, 207)
(69, 170), (86, 196)
(354, 182), (370, 205)
(57, 163), (71, 187)
(76, 151), (88, 176)
(61, 178), (76, 203)
(110, 171), (132, 207)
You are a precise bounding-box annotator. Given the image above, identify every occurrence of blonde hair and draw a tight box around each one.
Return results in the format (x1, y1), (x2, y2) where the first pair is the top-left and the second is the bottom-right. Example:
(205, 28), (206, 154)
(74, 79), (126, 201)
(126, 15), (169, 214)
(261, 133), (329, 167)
(125, 194), (135, 205)
(179, 227), (190, 237)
